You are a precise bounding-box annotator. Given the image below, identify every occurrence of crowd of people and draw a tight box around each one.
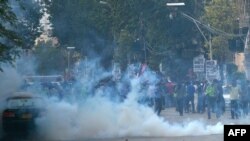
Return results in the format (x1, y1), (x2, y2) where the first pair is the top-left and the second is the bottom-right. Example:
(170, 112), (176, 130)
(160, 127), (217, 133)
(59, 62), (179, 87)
(141, 76), (250, 120)
(20, 69), (250, 120)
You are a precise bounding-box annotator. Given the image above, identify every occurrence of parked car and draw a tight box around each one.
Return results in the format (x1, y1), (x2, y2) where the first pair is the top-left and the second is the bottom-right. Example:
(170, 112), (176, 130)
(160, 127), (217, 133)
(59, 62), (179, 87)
(1, 92), (45, 134)
(21, 75), (64, 98)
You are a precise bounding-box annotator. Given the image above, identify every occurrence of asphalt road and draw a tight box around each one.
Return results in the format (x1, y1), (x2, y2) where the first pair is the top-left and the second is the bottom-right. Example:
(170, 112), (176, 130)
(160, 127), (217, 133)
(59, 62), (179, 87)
(1, 107), (249, 141)
(83, 107), (249, 141)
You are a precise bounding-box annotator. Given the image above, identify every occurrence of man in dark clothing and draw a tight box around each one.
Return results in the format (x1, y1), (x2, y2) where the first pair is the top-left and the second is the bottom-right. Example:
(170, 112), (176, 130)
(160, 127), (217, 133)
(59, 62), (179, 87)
(239, 80), (250, 116)
(175, 82), (186, 116)
(165, 79), (175, 107)
(215, 81), (225, 118)
(153, 81), (164, 116)
(186, 82), (195, 113)
(197, 82), (205, 114)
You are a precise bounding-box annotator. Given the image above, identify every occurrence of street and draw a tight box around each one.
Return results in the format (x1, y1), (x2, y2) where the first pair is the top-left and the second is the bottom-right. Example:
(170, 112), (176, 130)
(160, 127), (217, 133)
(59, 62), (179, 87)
(83, 107), (248, 141)
(1, 106), (249, 141)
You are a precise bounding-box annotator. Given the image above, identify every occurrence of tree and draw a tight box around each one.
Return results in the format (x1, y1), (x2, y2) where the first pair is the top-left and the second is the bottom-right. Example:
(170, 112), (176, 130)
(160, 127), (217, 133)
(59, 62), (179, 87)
(0, 0), (22, 70)
(16, 0), (42, 49)
(49, 0), (115, 69)
(49, 0), (200, 71)
(34, 41), (67, 74)
(202, 0), (238, 62)
(0, 0), (42, 71)
(202, 0), (239, 82)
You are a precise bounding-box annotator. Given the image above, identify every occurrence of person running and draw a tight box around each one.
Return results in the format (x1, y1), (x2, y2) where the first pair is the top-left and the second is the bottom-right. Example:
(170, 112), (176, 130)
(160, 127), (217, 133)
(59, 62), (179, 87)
(154, 82), (164, 116)
(205, 79), (217, 119)
(175, 81), (186, 116)
(215, 80), (225, 118)
(186, 81), (195, 113)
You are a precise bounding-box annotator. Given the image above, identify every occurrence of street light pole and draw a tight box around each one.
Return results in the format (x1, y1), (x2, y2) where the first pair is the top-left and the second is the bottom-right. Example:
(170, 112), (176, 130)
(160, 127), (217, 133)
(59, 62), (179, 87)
(180, 12), (214, 60)
(166, 3), (213, 60)
(99, 0), (117, 66)
(209, 30), (213, 60)
(99, 1), (115, 44)
(67, 51), (70, 72)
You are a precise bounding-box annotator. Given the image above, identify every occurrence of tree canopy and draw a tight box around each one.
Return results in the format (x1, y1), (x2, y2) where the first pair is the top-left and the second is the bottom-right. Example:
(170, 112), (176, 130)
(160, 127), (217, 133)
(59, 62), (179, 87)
(0, 0), (41, 71)
(49, 0), (205, 80)
(202, 0), (239, 63)
(0, 0), (244, 81)
(0, 0), (22, 70)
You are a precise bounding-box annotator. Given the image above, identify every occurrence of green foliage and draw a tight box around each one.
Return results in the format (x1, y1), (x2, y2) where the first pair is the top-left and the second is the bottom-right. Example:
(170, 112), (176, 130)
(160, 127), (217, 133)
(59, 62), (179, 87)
(49, 0), (202, 72)
(16, 0), (42, 49)
(202, 0), (238, 62)
(225, 62), (246, 82)
(114, 29), (134, 69)
(0, 0), (22, 70)
(34, 42), (66, 74)
(212, 36), (234, 62)
(0, 0), (41, 71)
(2, 0), (243, 81)
(47, 0), (243, 80)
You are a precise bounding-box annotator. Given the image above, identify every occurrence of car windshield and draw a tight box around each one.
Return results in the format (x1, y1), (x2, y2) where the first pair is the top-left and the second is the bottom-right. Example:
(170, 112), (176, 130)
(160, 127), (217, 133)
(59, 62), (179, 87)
(7, 97), (44, 108)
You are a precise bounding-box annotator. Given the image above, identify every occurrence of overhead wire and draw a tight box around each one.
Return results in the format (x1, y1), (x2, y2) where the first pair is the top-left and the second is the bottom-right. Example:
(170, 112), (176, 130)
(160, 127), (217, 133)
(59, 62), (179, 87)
(181, 12), (245, 38)
(142, 8), (249, 55)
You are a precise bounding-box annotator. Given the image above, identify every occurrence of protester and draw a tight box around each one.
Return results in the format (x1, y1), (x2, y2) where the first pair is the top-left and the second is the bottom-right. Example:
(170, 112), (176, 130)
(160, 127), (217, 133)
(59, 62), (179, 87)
(154, 82), (164, 116)
(205, 79), (217, 119)
(175, 81), (186, 116)
(239, 79), (250, 117)
(215, 80), (225, 118)
(186, 81), (195, 113)
(229, 80), (240, 119)
(197, 81), (205, 114)
(165, 77), (175, 108)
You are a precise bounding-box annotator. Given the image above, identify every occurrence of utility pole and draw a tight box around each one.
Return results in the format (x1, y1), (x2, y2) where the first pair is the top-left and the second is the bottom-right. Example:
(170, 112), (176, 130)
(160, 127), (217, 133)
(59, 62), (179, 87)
(209, 29), (213, 60)
(67, 46), (75, 72)
(181, 12), (213, 60)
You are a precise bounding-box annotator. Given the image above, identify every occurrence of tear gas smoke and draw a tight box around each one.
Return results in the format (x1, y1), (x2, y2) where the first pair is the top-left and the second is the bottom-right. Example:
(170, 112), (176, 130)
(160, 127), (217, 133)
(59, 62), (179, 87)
(33, 60), (224, 140)
(0, 65), (23, 97)
(0, 65), (23, 138)
(0, 58), (233, 140)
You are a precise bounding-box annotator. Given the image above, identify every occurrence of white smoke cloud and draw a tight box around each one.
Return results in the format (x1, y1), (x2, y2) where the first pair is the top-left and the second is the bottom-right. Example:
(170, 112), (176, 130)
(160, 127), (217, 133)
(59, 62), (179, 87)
(34, 62), (224, 140)
(0, 1), (229, 140)
(36, 95), (224, 140)
(2, 58), (246, 140)
(0, 65), (22, 96)
(0, 64), (23, 138)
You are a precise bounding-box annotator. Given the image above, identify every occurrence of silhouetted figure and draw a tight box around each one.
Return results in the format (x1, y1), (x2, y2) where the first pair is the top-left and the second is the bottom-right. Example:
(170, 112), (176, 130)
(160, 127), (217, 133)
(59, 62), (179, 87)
(175, 82), (186, 116)
(230, 81), (240, 119)
(205, 80), (217, 119)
